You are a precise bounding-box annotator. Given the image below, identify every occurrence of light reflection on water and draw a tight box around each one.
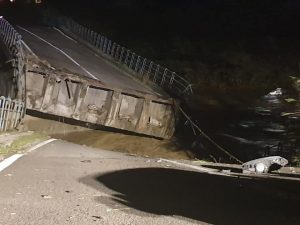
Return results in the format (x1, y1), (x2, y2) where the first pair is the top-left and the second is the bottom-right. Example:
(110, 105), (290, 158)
(216, 88), (299, 164)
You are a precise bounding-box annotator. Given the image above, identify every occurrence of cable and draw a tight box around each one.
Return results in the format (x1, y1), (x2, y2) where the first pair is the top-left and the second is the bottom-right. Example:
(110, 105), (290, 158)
(178, 106), (244, 164)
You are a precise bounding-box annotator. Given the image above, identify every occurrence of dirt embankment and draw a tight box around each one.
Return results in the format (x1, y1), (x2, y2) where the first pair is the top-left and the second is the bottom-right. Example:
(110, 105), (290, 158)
(22, 115), (195, 160)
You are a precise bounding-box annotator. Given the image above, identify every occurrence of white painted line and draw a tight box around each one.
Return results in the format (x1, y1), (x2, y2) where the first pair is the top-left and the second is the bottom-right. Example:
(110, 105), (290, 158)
(17, 26), (99, 80)
(26, 138), (57, 154)
(0, 138), (56, 173)
(53, 27), (77, 43)
(0, 154), (23, 172)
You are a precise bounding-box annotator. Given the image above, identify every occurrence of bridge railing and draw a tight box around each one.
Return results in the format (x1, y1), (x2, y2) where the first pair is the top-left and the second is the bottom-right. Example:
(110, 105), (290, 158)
(55, 17), (193, 96)
(0, 17), (25, 101)
(0, 96), (25, 131)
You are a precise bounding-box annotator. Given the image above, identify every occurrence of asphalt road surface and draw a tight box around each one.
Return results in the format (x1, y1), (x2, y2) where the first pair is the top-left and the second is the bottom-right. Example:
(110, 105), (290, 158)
(16, 26), (160, 95)
(0, 140), (299, 225)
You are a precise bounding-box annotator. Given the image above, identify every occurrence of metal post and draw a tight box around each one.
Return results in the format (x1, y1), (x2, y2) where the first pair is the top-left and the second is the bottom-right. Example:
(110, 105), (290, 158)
(111, 42), (116, 57)
(96, 34), (101, 48)
(119, 47), (125, 62)
(90, 30), (94, 44)
(107, 40), (112, 54)
(84, 27), (88, 41)
(0, 97), (5, 130)
(115, 45), (120, 59)
(170, 72), (175, 85)
(147, 61), (153, 80)
(3, 98), (11, 132)
(161, 68), (168, 86)
(125, 50), (130, 65)
(140, 58), (147, 75)
(103, 38), (107, 52)
(129, 53), (135, 69)
(100, 36), (104, 50)
(93, 32), (98, 46)
(154, 64), (160, 83)
(135, 56), (141, 72)
(79, 25), (83, 38)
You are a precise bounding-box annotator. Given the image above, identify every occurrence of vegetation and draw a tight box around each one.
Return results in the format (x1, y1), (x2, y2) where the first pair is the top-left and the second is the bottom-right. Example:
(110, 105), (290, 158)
(0, 132), (48, 158)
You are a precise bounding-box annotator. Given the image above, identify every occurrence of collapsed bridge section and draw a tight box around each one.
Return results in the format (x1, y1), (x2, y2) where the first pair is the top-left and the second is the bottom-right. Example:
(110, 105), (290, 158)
(26, 57), (176, 139)
(1, 17), (178, 139)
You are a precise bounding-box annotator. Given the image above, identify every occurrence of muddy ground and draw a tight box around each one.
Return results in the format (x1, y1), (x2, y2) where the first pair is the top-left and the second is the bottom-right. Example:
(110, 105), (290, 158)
(22, 115), (195, 160)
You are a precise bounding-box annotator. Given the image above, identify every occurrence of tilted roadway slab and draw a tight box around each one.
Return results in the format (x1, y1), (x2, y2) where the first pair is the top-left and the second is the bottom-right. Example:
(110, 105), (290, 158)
(0, 140), (299, 225)
(15, 25), (175, 139)
(16, 26), (161, 96)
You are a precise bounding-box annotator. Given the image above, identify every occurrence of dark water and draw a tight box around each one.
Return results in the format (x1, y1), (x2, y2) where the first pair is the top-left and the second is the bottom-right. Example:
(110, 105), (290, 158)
(181, 88), (300, 165)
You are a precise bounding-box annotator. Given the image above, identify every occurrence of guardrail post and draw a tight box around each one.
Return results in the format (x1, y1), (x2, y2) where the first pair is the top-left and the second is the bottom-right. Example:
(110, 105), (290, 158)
(147, 61), (153, 81)
(135, 56), (141, 72)
(88, 30), (94, 45)
(100, 36), (104, 50)
(111, 42), (116, 57)
(140, 58), (147, 75)
(107, 40), (112, 54)
(119, 47), (125, 62)
(96, 34), (101, 48)
(0, 96), (5, 130)
(161, 68), (168, 86)
(153, 64), (160, 83)
(84, 27), (88, 40)
(93, 32), (98, 46)
(3, 98), (11, 131)
(103, 38), (107, 52)
(115, 45), (120, 59)
(129, 53), (135, 70)
(4, 26), (10, 44)
(79, 25), (84, 38)
(170, 72), (175, 85)
(124, 50), (130, 66)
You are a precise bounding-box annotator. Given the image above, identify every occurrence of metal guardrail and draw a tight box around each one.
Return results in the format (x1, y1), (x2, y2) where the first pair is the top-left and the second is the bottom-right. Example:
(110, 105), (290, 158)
(0, 17), (21, 55)
(53, 17), (193, 96)
(0, 16), (25, 101)
(0, 17), (26, 131)
(0, 96), (25, 132)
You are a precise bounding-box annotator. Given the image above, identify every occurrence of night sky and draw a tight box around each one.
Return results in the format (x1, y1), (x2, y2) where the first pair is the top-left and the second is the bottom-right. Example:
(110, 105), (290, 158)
(47, 0), (300, 38)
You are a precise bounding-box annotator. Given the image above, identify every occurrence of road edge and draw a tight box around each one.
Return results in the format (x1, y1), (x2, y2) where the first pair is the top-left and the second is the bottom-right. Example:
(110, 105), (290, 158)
(0, 138), (56, 172)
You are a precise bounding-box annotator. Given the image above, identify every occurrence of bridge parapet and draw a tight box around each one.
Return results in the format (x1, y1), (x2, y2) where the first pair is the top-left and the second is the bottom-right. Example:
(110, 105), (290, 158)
(45, 16), (193, 96)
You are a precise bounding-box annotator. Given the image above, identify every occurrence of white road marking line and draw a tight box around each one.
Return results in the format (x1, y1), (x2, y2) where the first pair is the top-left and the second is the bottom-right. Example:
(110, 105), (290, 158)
(17, 26), (99, 80)
(0, 139), (56, 173)
(26, 138), (57, 154)
(0, 154), (23, 172)
(53, 27), (78, 43)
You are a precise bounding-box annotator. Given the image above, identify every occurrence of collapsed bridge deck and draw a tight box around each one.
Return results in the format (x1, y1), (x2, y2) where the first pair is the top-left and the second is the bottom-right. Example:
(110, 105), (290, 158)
(18, 25), (176, 139)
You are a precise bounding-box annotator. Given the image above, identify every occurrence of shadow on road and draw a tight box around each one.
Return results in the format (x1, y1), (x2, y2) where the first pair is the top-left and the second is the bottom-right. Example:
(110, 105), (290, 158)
(80, 168), (300, 225)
